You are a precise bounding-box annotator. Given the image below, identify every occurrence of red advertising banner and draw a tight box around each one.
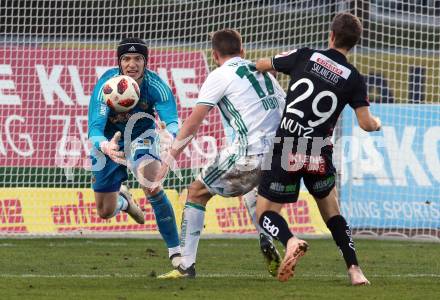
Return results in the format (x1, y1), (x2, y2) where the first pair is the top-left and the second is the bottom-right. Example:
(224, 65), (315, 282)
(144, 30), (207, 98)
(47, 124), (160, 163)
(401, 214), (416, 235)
(0, 46), (223, 168)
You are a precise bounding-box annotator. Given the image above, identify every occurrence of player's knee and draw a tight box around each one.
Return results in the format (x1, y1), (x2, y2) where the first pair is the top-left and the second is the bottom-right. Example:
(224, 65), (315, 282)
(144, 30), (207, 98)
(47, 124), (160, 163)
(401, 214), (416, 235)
(188, 181), (210, 205)
(97, 207), (114, 219)
(135, 161), (161, 190)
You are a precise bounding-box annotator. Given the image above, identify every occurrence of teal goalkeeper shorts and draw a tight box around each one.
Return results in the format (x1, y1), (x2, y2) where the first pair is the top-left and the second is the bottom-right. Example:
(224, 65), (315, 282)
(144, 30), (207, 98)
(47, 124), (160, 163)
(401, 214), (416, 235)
(90, 135), (160, 193)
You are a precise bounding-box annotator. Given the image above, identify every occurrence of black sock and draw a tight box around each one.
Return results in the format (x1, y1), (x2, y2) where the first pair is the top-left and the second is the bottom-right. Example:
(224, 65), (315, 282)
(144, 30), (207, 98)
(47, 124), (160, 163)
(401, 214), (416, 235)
(326, 215), (358, 268)
(259, 211), (293, 247)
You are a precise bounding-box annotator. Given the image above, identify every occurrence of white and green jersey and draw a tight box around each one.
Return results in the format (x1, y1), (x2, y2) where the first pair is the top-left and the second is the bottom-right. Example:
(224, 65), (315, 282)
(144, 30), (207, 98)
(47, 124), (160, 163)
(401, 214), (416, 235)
(197, 57), (286, 155)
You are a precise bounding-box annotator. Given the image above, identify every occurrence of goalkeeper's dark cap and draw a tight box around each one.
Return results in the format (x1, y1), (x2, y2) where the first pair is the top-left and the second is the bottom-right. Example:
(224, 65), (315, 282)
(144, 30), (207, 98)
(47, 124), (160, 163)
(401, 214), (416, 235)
(117, 37), (149, 61)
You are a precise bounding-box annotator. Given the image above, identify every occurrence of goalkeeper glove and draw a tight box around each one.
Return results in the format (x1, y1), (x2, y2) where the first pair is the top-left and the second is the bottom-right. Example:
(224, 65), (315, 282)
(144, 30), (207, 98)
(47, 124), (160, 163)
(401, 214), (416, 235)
(99, 131), (126, 165)
(158, 122), (174, 153)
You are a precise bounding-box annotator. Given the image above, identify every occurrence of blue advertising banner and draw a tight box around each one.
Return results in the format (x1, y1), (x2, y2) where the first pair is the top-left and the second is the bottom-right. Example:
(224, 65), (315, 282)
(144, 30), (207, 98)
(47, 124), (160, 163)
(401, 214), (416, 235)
(339, 104), (440, 229)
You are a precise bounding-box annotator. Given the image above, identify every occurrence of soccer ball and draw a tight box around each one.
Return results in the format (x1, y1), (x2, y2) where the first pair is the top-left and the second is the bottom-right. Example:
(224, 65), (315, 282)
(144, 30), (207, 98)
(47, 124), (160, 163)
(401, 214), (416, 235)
(102, 75), (140, 112)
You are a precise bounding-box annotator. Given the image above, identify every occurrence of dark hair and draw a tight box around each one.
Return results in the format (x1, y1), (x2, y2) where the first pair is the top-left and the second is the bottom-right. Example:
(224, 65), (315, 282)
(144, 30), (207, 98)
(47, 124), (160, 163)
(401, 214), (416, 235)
(331, 13), (362, 50)
(211, 29), (242, 56)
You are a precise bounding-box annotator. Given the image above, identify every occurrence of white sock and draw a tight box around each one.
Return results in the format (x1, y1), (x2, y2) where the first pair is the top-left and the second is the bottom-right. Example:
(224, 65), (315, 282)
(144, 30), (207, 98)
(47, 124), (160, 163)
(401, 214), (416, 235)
(168, 246), (181, 258)
(180, 202), (205, 269)
(119, 193), (129, 211)
(243, 188), (272, 242)
(110, 194), (129, 217)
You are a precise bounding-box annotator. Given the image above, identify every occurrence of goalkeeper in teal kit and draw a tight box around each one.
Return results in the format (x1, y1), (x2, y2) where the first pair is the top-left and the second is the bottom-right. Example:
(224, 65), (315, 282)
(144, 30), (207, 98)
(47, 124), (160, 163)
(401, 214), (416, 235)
(88, 37), (181, 267)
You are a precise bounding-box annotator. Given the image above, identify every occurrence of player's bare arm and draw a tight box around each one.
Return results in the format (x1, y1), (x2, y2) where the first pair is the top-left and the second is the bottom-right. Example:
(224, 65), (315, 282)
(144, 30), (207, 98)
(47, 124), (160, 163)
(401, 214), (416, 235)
(354, 106), (381, 131)
(155, 104), (212, 182)
(256, 58), (274, 72)
(170, 104), (211, 160)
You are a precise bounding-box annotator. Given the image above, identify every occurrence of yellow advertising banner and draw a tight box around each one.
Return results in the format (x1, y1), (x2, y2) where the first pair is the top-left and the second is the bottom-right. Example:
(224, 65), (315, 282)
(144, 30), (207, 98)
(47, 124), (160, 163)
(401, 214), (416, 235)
(0, 188), (329, 235)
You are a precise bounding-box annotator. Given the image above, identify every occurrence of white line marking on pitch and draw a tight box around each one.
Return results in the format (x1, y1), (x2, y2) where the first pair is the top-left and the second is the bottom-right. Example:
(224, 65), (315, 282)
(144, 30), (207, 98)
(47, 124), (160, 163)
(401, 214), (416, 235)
(0, 273), (439, 279)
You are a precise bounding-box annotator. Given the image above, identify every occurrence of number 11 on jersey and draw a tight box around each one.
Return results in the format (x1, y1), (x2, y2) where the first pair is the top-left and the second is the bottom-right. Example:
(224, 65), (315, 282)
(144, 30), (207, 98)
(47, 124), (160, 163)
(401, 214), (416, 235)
(236, 64), (278, 111)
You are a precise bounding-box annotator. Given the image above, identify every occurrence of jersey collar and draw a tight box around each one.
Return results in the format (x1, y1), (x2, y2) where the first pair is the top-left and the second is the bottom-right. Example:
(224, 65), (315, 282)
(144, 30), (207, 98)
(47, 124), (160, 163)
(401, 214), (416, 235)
(327, 48), (347, 62)
(223, 56), (243, 65)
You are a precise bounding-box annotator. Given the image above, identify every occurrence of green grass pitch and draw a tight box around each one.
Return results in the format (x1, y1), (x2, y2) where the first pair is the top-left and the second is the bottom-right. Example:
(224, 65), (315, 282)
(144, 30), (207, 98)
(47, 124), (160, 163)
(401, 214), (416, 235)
(0, 238), (438, 299)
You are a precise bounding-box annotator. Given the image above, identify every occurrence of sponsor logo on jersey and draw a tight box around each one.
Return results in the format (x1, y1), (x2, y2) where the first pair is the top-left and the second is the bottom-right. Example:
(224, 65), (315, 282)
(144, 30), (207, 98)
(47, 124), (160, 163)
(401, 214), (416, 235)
(310, 52), (351, 79)
(310, 63), (341, 85)
(316, 57), (343, 75)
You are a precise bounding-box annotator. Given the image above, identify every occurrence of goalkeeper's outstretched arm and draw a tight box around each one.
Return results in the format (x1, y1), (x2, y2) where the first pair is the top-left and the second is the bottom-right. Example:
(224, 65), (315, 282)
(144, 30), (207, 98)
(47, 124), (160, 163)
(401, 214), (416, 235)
(167, 104), (211, 161)
(153, 104), (211, 185)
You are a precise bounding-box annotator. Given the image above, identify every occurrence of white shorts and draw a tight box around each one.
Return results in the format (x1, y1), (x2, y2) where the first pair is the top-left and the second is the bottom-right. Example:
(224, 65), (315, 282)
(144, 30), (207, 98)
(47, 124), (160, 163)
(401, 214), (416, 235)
(199, 146), (264, 197)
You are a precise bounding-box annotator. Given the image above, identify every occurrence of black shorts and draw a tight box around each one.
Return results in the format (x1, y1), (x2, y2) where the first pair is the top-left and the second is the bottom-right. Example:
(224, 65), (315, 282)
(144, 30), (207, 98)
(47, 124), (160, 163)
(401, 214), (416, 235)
(258, 151), (336, 203)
